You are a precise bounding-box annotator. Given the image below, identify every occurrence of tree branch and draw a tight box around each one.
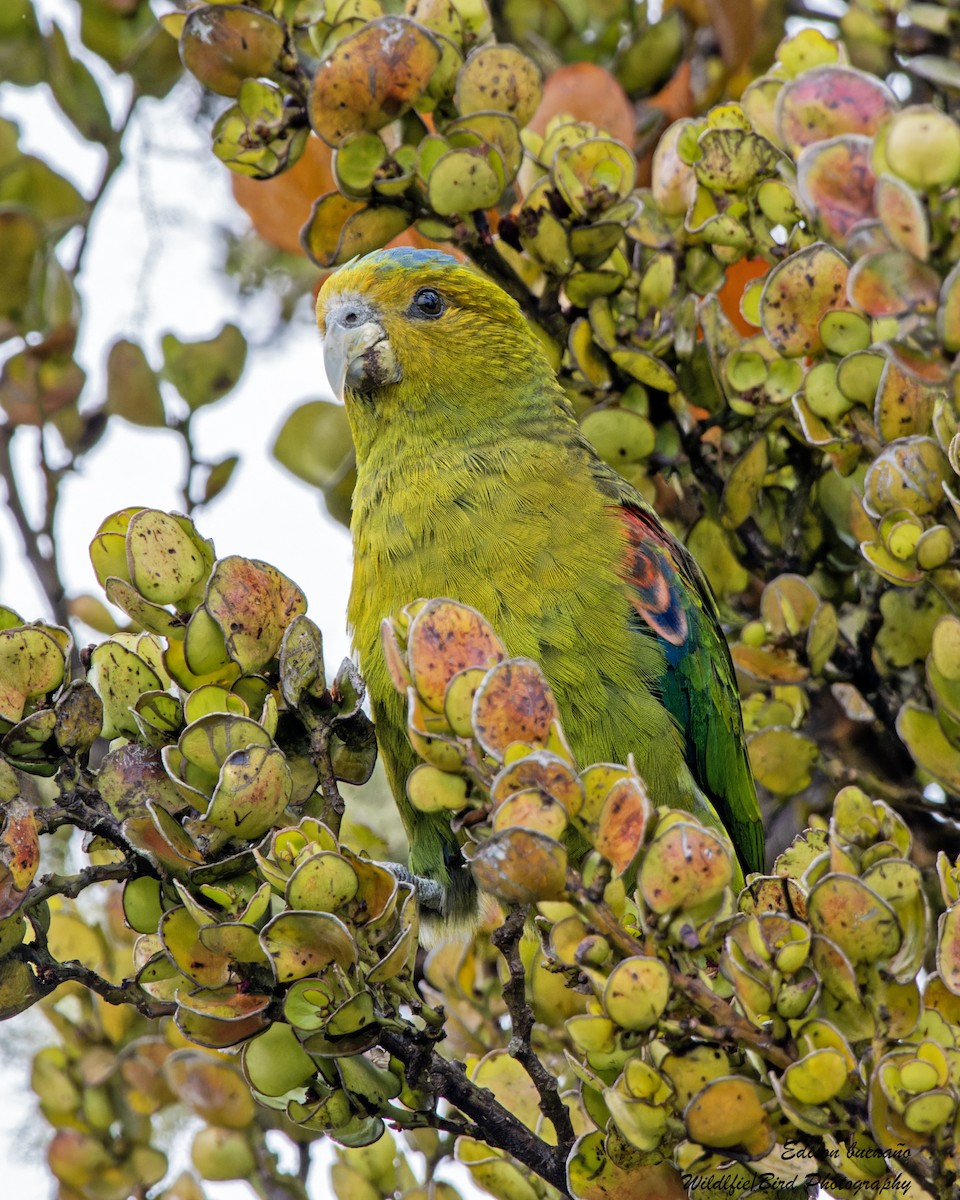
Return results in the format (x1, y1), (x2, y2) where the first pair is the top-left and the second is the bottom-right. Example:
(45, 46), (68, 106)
(678, 418), (772, 572)
(491, 906), (577, 1159)
(23, 860), (143, 913)
(41, 779), (141, 859)
(71, 95), (137, 275)
(0, 425), (72, 630)
(378, 1027), (571, 1197)
(20, 943), (175, 1019)
(307, 717), (346, 835)
(569, 876), (795, 1072)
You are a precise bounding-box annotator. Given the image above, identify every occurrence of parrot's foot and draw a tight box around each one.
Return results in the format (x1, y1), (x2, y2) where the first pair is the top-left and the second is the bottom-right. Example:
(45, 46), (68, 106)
(375, 861), (446, 914)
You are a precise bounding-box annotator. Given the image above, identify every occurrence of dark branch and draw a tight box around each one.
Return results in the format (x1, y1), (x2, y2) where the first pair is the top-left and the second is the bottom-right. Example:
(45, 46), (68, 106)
(491, 906), (577, 1158)
(23, 860), (143, 912)
(20, 944), (175, 1019)
(41, 781), (141, 858)
(71, 97), (136, 275)
(569, 875), (795, 1072)
(378, 1027), (571, 1196)
(0, 425), (72, 631)
(307, 718), (346, 835)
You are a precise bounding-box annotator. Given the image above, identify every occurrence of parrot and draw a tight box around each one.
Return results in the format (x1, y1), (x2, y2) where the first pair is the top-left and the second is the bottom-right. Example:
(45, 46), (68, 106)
(316, 246), (763, 921)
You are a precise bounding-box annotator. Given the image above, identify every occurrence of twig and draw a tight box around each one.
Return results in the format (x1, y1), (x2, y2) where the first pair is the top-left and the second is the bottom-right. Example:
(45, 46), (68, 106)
(249, 1121), (310, 1200)
(23, 860), (144, 912)
(42, 781), (140, 858)
(20, 943), (175, 1019)
(569, 876), (795, 1072)
(0, 426), (72, 630)
(71, 95), (137, 275)
(491, 906), (577, 1158)
(307, 717), (345, 835)
(678, 420), (772, 572)
(379, 1027), (571, 1197)
(172, 413), (208, 516)
(485, 0), (513, 47)
(295, 1143), (310, 1185)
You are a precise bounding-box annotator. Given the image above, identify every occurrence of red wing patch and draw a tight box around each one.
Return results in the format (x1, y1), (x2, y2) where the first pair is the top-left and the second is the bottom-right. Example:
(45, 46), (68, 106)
(617, 505), (689, 648)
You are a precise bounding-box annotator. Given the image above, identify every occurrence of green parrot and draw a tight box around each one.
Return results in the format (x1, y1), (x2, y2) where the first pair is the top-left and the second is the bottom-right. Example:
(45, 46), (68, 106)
(317, 247), (763, 920)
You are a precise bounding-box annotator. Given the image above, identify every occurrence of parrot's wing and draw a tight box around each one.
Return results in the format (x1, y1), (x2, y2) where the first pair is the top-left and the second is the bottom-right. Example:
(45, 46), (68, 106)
(616, 501), (764, 874)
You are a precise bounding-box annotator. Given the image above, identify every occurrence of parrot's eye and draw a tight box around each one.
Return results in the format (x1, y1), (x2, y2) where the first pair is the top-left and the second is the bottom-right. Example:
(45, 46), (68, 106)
(411, 288), (445, 319)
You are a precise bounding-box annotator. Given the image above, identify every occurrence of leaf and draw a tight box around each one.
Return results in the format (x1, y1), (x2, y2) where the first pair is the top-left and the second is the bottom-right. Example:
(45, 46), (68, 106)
(161, 324), (247, 411)
(797, 135), (876, 241)
(472, 658), (560, 760)
(760, 242), (850, 358)
(456, 44), (542, 126)
(0, 3), (45, 88)
(407, 598), (505, 712)
(47, 23), (113, 144)
(603, 957), (670, 1031)
(204, 556), (307, 673)
(427, 147), (503, 217)
(747, 727), (818, 796)
(0, 626), (67, 727)
(259, 910), (357, 982)
(0, 209), (41, 327)
(164, 1052), (256, 1128)
(204, 744), (292, 839)
(639, 821), (733, 913)
(808, 875), (901, 965)
(272, 400), (355, 488)
(883, 104), (960, 190)
(179, 5), (286, 99)
(212, 79), (306, 180)
(847, 251), (940, 319)
(203, 455), (239, 504)
(566, 1131), (686, 1200)
(106, 339), (165, 427)
(685, 1077), (774, 1156)
(897, 704), (960, 792)
(720, 437), (767, 529)
(0, 154), (87, 233)
(301, 192), (409, 268)
(126, 509), (209, 606)
(470, 829), (567, 903)
(309, 17), (440, 147)
(776, 65), (897, 155)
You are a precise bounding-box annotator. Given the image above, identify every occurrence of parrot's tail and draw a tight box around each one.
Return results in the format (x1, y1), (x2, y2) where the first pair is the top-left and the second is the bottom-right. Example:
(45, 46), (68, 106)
(409, 814), (479, 936)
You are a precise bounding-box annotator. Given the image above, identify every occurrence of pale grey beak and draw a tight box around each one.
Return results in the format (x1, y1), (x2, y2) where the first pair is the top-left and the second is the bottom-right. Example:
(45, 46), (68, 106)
(321, 298), (396, 398)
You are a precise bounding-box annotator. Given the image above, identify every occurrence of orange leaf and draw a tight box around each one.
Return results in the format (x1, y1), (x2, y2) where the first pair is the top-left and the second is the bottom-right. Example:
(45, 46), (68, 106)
(529, 62), (635, 146)
(231, 135), (336, 256)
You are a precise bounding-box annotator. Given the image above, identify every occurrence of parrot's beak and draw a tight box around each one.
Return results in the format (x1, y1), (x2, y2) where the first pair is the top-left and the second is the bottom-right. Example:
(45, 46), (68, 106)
(321, 297), (399, 398)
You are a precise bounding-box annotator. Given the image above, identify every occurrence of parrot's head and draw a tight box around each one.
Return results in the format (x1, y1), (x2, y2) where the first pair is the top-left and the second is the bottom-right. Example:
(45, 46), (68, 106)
(316, 248), (555, 449)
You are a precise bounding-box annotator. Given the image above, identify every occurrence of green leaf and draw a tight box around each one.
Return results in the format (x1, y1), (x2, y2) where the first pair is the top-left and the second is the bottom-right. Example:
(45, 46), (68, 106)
(47, 24), (114, 145)
(0, 209), (42, 330)
(0, 156), (87, 235)
(203, 455), (239, 504)
(0, 0), (46, 87)
(106, 339), (165, 427)
(161, 324), (247, 410)
(272, 399), (355, 489)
